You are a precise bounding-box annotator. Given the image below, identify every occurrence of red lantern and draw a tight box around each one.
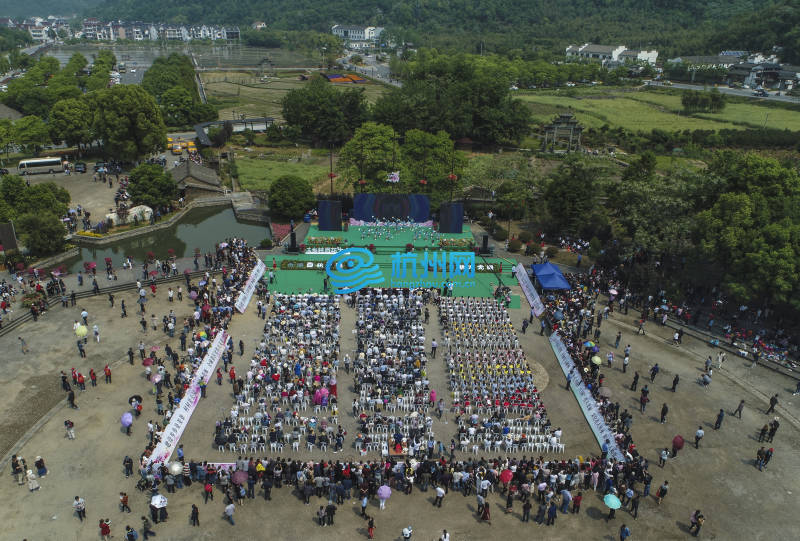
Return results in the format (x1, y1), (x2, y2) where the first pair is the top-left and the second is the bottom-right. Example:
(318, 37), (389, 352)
(358, 179), (366, 185)
(328, 172), (337, 179)
(419, 178), (427, 185)
(448, 174), (458, 181)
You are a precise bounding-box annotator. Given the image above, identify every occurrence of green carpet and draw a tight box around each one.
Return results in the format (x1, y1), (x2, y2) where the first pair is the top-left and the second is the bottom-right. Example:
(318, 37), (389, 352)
(264, 225), (520, 297)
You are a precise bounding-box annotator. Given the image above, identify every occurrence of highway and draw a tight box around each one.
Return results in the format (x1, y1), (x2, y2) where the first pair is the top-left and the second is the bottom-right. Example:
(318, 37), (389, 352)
(646, 81), (800, 103)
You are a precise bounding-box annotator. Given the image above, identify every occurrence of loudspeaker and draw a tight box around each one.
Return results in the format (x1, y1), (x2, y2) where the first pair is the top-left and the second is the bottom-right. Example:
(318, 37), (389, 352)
(318, 200), (342, 231)
(438, 202), (464, 234)
(480, 234), (489, 254)
(289, 231), (298, 252)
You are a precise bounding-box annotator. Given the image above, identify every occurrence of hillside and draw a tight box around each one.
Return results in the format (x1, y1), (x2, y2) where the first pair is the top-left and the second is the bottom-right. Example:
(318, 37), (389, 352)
(0, 0), (102, 19)
(89, 0), (772, 56)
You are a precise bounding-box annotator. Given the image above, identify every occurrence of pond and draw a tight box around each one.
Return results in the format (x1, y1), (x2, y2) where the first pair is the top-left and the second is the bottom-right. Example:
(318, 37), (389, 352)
(63, 206), (268, 273)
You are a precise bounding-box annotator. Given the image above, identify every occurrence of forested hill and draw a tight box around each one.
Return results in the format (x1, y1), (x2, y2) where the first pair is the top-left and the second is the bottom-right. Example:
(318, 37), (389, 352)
(89, 0), (779, 56)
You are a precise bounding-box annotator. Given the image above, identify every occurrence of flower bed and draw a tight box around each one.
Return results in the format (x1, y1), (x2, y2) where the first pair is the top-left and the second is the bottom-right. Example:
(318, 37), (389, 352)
(271, 223), (291, 241)
(438, 238), (474, 249)
(306, 236), (344, 248)
(76, 231), (104, 238)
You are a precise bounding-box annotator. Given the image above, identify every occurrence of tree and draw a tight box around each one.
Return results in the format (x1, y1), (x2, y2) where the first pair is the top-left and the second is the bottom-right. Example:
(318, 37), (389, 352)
(0, 118), (14, 161)
(128, 164), (177, 209)
(160, 86), (195, 126)
(49, 98), (92, 149)
(281, 75), (368, 147)
(338, 122), (397, 187)
(14, 116), (50, 154)
(542, 157), (602, 235)
(16, 212), (66, 255)
(350, 54), (363, 64)
(90, 85), (166, 161)
(268, 175), (315, 220)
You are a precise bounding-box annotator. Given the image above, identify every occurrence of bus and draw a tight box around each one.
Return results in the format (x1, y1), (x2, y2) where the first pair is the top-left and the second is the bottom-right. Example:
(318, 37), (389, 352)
(17, 157), (64, 175)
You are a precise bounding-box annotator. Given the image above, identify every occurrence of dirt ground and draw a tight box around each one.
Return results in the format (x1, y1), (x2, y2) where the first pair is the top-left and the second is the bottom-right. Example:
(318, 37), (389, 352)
(0, 272), (797, 541)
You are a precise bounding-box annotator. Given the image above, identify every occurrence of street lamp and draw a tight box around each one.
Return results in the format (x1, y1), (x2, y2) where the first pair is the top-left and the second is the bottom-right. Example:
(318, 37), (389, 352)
(328, 143), (336, 196)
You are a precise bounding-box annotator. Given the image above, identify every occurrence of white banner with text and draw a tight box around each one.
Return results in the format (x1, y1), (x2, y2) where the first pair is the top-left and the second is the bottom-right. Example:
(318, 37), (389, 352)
(148, 331), (228, 465)
(515, 263), (545, 317)
(235, 259), (266, 313)
(549, 333), (626, 462)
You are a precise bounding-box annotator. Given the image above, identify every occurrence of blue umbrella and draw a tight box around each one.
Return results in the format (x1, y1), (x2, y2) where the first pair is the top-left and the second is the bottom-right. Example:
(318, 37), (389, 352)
(553, 310), (564, 321)
(604, 494), (621, 509)
(121, 412), (133, 427)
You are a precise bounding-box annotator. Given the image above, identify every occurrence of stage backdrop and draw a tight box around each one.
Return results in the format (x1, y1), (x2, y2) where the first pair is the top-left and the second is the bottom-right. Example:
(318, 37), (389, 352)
(317, 200), (342, 231)
(438, 202), (464, 233)
(351, 194), (430, 223)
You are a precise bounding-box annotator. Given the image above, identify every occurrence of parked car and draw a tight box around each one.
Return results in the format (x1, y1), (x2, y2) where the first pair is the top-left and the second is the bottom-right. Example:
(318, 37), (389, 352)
(74, 162), (87, 173)
(94, 161), (106, 172)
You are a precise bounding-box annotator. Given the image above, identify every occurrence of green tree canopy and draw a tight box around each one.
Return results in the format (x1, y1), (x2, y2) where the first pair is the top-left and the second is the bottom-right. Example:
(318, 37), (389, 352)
(16, 212), (66, 256)
(128, 164), (177, 210)
(49, 98), (92, 149)
(90, 85), (167, 161)
(281, 75), (368, 147)
(14, 116), (50, 155)
(268, 175), (315, 220)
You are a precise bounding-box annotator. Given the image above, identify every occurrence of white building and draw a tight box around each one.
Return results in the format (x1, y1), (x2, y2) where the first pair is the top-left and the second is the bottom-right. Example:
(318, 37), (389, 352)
(331, 24), (384, 49)
(566, 43), (658, 65)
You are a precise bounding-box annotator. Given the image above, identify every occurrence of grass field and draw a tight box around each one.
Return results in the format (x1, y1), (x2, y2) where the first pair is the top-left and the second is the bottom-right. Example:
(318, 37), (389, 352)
(518, 87), (800, 133)
(201, 71), (387, 121)
(235, 150), (330, 192)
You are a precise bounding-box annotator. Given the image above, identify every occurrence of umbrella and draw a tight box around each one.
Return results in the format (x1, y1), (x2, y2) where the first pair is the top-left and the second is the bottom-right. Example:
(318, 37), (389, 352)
(149, 270), (159, 276)
(137, 297), (147, 305)
(377, 485), (391, 499)
(128, 395), (143, 406)
(219, 242), (229, 248)
(121, 412), (133, 427)
(608, 288), (618, 295)
(231, 470), (248, 485)
(598, 387), (612, 398)
(151, 374), (162, 384)
(75, 325), (88, 338)
(583, 341), (595, 347)
(150, 494), (168, 508)
(604, 494), (621, 509)
(169, 462), (183, 475)
(189, 291), (198, 300)
(591, 346), (600, 353)
(86, 262), (96, 269)
(672, 435), (685, 450)
(104, 257), (112, 263)
(199, 280), (207, 287)
(591, 356), (602, 365)
(151, 346), (161, 351)
(660, 304), (669, 311)
(500, 469), (513, 484)
(553, 310), (564, 321)
(142, 357), (154, 366)
(183, 269), (191, 275)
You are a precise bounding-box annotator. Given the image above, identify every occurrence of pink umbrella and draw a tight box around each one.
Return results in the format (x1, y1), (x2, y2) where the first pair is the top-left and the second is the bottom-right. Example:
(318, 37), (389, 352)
(142, 357), (154, 366)
(231, 470), (248, 485)
(500, 469), (513, 484)
(151, 374), (162, 384)
(189, 291), (198, 300)
(86, 262), (96, 269)
(149, 270), (159, 276)
(104, 257), (112, 263)
(151, 346), (160, 351)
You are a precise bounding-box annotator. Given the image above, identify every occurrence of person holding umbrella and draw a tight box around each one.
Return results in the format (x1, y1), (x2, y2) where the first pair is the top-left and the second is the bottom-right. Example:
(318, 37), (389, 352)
(377, 485), (391, 510)
(672, 435), (684, 457)
(604, 493), (621, 521)
(121, 412), (133, 436)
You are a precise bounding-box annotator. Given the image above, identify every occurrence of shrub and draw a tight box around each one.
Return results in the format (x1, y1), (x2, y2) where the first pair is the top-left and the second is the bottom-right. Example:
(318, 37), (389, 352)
(258, 238), (274, 249)
(545, 246), (558, 259)
(518, 231), (533, 243)
(508, 239), (522, 252)
(492, 227), (508, 241)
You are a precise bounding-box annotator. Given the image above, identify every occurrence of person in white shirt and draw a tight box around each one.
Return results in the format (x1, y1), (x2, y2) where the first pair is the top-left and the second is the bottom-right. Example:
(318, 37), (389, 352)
(441, 529), (450, 541)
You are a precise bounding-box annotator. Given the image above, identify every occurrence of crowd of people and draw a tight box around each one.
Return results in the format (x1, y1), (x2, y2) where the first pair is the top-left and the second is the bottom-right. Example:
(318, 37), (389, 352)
(351, 288), (436, 455)
(441, 297), (561, 455)
(213, 293), (343, 455)
(541, 271), (638, 460)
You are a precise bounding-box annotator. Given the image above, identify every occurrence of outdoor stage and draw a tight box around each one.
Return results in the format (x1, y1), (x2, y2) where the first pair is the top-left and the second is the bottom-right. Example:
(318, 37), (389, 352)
(267, 224), (520, 302)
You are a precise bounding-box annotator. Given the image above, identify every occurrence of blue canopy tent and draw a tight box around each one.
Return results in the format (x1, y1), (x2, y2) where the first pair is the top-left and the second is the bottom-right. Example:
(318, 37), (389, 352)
(531, 262), (571, 290)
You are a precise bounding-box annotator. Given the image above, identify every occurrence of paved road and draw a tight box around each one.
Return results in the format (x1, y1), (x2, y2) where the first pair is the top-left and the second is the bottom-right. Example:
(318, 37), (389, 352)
(647, 81), (800, 103)
(339, 53), (400, 87)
